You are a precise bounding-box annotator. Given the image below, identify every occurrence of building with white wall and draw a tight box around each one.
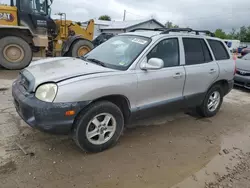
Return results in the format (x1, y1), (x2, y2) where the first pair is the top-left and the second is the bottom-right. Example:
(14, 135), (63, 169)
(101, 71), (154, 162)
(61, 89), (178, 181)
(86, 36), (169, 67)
(82, 18), (165, 38)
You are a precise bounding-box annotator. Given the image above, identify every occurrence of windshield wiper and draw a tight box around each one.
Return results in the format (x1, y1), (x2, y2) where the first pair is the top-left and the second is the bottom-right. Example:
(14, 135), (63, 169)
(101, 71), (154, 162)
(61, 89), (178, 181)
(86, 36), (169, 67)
(86, 58), (107, 67)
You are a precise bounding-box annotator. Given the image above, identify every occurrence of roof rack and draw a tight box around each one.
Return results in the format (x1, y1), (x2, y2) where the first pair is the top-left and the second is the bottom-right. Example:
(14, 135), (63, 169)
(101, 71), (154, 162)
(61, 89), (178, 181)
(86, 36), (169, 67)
(191, 30), (215, 37)
(160, 28), (192, 34)
(130, 28), (215, 37)
(129, 28), (165, 32)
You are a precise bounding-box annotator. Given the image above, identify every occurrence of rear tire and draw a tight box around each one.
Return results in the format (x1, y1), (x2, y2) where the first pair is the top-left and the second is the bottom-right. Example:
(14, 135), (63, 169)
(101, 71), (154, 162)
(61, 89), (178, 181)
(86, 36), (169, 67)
(197, 85), (223, 117)
(0, 36), (32, 70)
(72, 101), (124, 153)
(70, 40), (94, 57)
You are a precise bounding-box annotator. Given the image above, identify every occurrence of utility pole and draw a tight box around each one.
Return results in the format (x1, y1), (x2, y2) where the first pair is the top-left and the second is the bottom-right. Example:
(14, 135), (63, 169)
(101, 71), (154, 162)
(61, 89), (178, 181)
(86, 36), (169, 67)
(123, 10), (126, 21)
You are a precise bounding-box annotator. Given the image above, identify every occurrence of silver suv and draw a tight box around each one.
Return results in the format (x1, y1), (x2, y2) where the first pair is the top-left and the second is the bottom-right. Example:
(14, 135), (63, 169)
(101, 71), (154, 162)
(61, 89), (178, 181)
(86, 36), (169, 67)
(12, 28), (235, 152)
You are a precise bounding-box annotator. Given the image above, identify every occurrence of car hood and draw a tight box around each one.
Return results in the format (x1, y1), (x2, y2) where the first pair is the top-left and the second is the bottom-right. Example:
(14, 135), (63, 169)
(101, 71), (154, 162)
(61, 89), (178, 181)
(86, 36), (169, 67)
(23, 57), (116, 91)
(236, 59), (250, 71)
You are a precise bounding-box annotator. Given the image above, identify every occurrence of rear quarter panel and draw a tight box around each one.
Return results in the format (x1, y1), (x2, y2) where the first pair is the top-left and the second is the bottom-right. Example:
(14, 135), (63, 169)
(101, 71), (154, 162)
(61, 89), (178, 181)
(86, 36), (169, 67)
(215, 59), (235, 82)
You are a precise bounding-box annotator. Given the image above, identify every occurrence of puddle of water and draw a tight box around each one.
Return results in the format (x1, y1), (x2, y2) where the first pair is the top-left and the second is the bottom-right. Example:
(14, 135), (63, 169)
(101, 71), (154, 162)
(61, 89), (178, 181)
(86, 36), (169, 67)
(171, 127), (250, 188)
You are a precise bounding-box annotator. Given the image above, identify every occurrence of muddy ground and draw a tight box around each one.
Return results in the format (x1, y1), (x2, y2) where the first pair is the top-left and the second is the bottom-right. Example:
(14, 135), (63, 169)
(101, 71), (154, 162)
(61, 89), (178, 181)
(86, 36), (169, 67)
(1, 69), (250, 188)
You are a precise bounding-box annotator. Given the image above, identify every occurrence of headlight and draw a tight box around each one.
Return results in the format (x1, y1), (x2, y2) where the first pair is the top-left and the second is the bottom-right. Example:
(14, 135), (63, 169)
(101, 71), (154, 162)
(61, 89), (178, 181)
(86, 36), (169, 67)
(35, 83), (58, 102)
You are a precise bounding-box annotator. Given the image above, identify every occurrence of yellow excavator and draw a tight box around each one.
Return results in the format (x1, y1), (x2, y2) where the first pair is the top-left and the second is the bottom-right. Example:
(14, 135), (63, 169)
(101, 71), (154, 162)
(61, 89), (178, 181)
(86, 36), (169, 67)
(0, 0), (94, 70)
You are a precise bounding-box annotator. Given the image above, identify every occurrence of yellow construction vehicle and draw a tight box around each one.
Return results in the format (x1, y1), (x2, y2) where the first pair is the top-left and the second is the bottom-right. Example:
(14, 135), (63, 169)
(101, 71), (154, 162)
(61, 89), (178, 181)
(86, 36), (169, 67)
(0, 0), (94, 70)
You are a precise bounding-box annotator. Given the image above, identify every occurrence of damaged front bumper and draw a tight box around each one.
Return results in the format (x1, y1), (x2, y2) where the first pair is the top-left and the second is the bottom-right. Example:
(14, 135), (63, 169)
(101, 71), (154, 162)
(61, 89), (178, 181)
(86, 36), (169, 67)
(12, 81), (89, 134)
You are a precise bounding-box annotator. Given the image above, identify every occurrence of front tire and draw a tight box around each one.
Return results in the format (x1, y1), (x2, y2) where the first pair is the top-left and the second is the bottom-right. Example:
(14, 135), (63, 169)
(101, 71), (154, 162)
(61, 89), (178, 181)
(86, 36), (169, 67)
(197, 85), (223, 117)
(72, 101), (124, 153)
(0, 36), (32, 70)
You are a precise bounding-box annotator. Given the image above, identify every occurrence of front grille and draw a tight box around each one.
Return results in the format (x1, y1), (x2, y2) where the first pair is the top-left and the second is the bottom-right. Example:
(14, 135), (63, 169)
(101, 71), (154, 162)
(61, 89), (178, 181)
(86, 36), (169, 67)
(236, 69), (250, 76)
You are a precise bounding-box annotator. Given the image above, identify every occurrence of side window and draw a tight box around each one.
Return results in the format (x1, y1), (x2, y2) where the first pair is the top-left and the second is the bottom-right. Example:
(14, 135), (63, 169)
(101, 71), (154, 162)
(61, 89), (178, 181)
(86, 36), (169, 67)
(183, 38), (206, 65)
(207, 39), (230, 60)
(21, 0), (32, 13)
(200, 40), (213, 62)
(147, 38), (179, 67)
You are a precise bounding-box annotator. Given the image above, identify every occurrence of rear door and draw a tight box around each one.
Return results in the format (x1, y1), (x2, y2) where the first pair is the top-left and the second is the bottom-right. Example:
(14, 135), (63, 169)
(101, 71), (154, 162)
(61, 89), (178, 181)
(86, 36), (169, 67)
(182, 37), (219, 106)
(207, 39), (234, 81)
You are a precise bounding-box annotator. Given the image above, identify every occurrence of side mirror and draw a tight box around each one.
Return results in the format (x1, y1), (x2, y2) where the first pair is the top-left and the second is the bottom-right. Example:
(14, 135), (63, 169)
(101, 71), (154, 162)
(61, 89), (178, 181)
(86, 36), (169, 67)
(140, 58), (164, 70)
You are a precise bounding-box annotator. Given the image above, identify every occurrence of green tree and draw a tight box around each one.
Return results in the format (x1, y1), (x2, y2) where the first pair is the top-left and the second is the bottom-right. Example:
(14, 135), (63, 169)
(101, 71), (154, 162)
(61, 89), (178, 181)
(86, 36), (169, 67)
(76, 22), (82, 26)
(98, 15), (111, 21)
(239, 26), (247, 42)
(214, 29), (227, 39)
(214, 26), (250, 42)
(165, 21), (179, 28)
(227, 28), (237, 39)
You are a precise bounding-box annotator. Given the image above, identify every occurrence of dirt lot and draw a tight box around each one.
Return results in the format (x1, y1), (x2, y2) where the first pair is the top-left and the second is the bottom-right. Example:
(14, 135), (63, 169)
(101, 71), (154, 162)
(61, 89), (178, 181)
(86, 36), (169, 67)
(1, 69), (250, 188)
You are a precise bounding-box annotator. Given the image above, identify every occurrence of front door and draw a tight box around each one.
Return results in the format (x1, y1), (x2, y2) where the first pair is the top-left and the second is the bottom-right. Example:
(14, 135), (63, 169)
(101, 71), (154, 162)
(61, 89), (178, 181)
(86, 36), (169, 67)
(135, 38), (185, 117)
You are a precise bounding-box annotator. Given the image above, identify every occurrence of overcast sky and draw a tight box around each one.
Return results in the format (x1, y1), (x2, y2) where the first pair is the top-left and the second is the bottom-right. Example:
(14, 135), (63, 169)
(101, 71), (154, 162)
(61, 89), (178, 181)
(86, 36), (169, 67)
(2, 0), (250, 32)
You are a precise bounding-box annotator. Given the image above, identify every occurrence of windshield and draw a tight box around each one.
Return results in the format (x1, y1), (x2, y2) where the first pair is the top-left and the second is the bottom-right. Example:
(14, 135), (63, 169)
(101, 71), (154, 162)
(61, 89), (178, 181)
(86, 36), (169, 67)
(83, 35), (151, 70)
(21, 0), (48, 15)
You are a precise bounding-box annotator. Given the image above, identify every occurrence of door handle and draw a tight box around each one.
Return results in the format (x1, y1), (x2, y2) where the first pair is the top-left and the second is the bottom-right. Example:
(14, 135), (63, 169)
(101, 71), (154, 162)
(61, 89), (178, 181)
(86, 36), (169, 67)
(173, 72), (182, 79)
(209, 69), (216, 74)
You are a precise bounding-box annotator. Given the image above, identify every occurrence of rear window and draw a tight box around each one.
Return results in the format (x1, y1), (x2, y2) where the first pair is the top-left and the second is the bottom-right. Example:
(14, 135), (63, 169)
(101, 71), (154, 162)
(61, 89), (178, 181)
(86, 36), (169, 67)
(207, 39), (230, 60)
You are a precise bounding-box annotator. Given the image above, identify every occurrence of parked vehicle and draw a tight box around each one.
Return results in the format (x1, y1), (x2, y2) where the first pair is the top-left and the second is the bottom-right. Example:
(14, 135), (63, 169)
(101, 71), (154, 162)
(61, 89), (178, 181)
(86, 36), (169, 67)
(241, 48), (250, 57)
(92, 33), (114, 47)
(237, 46), (247, 54)
(223, 39), (240, 53)
(12, 28), (235, 153)
(235, 53), (250, 89)
(242, 53), (250, 60)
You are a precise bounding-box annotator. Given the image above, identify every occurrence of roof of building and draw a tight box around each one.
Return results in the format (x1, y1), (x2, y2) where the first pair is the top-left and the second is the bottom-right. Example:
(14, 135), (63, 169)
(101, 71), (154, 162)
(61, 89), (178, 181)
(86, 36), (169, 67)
(81, 19), (111, 26)
(92, 19), (111, 26)
(99, 18), (164, 30)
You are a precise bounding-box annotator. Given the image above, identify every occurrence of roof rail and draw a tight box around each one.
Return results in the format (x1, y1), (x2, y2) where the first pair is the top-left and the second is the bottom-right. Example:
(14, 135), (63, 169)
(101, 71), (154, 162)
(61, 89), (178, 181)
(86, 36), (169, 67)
(160, 28), (192, 34)
(130, 27), (215, 37)
(129, 28), (165, 32)
(192, 30), (215, 37)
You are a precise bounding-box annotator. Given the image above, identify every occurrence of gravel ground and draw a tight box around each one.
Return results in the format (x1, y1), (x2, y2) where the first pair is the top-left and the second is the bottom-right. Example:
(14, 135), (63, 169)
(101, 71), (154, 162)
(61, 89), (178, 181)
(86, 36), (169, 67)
(206, 152), (250, 188)
(1, 69), (250, 188)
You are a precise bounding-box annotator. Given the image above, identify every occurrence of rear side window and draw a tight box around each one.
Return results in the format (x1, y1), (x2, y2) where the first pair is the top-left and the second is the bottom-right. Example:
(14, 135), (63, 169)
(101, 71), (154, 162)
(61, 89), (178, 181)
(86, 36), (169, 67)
(183, 38), (212, 65)
(207, 39), (230, 60)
